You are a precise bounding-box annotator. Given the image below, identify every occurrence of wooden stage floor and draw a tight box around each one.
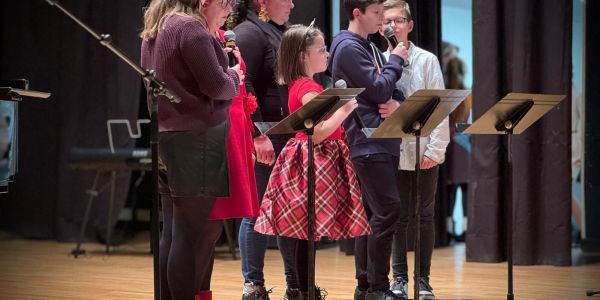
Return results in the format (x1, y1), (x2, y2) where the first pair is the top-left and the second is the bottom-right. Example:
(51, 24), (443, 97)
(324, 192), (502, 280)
(0, 231), (599, 299)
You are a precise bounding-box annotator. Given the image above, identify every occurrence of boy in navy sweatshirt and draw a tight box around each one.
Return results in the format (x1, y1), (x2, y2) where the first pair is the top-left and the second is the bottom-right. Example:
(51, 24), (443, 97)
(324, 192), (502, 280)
(328, 0), (408, 299)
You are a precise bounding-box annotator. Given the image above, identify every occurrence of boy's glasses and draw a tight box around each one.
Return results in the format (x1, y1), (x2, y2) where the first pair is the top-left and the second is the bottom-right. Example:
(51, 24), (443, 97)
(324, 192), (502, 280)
(383, 17), (409, 26)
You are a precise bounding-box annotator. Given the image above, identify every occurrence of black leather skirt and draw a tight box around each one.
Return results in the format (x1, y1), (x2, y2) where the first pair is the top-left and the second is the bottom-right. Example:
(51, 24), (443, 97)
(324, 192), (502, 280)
(158, 120), (229, 198)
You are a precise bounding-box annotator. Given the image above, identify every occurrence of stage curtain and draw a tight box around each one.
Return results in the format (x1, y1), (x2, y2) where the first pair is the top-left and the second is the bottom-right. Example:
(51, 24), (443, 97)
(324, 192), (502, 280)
(0, 0), (142, 241)
(468, 0), (572, 265)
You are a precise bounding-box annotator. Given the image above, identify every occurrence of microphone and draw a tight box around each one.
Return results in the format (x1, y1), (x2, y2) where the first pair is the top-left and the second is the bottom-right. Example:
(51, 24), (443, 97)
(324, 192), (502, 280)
(223, 30), (238, 67)
(384, 27), (409, 67)
(334, 79), (347, 89)
(334, 79), (366, 130)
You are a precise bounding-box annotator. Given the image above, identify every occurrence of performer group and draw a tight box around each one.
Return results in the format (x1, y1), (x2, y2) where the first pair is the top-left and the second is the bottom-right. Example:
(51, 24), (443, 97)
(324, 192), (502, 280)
(140, 0), (453, 299)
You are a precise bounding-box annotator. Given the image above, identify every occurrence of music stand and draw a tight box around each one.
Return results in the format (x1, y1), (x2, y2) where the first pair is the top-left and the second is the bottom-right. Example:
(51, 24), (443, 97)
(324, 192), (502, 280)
(464, 93), (565, 300)
(0, 87), (51, 101)
(365, 89), (470, 300)
(256, 86), (364, 300)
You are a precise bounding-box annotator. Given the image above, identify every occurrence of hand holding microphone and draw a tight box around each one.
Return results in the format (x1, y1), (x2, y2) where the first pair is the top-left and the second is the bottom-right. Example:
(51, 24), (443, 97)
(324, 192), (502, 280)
(384, 27), (409, 67)
(224, 30), (244, 83)
(223, 30), (240, 67)
(335, 79), (366, 129)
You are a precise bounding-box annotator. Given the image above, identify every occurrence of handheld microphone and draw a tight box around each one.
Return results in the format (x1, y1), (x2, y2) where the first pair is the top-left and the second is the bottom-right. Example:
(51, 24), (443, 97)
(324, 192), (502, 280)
(223, 30), (238, 67)
(334, 79), (366, 130)
(384, 27), (409, 67)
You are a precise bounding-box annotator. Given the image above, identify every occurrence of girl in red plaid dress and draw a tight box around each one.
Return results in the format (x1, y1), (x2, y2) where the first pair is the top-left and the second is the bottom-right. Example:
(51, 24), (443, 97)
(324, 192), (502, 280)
(254, 24), (371, 298)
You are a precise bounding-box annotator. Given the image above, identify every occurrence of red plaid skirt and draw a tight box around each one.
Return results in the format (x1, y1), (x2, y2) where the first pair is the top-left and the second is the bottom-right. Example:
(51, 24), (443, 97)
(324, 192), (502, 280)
(254, 138), (371, 241)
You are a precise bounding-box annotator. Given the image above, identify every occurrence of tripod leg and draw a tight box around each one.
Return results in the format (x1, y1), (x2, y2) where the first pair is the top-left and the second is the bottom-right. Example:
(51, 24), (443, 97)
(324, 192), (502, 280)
(414, 134), (422, 300)
(105, 171), (117, 254)
(72, 171), (101, 258)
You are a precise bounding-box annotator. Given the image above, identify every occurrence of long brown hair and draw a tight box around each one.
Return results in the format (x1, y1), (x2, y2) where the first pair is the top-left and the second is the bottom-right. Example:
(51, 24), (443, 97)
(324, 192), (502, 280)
(141, 0), (204, 40)
(276, 24), (324, 85)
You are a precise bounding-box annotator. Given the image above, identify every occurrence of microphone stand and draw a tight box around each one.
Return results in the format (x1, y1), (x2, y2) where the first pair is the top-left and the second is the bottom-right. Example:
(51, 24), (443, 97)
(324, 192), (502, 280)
(44, 1), (180, 299)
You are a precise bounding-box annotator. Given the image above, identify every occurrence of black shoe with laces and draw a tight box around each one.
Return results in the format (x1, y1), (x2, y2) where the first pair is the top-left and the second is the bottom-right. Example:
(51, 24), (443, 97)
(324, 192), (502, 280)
(241, 282), (271, 300)
(353, 287), (367, 300)
(389, 277), (408, 299)
(284, 288), (302, 300)
(301, 286), (328, 300)
(419, 277), (435, 300)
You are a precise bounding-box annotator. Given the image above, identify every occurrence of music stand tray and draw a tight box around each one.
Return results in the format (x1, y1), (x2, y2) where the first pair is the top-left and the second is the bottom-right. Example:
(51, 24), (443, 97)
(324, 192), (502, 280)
(0, 87), (51, 101)
(366, 89), (470, 300)
(464, 93), (565, 300)
(256, 86), (364, 300)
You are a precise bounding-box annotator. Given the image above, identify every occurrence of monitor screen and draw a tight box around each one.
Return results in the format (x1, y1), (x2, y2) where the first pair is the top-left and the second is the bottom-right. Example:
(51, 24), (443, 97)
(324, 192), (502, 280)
(0, 101), (17, 192)
(0, 79), (25, 193)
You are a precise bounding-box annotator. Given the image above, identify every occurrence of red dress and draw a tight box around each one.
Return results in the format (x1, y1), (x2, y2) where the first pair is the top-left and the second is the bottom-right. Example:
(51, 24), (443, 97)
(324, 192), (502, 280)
(209, 30), (259, 220)
(254, 78), (371, 240)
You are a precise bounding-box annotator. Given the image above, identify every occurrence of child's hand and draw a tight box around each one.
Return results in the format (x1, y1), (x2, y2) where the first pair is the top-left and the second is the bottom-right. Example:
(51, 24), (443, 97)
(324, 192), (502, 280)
(340, 99), (358, 114)
(378, 99), (400, 118)
(392, 41), (409, 61)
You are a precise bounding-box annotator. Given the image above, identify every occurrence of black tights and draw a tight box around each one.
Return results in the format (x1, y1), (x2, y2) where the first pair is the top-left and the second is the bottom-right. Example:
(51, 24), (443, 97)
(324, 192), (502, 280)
(295, 239), (317, 294)
(160, 194), (223, 300)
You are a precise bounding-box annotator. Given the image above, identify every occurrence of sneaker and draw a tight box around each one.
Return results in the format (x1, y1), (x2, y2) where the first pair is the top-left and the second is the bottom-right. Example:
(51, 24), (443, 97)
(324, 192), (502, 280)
(300, 286), (328, 300)
(242, 282), (271, 300)
(389, 277), (408, 299)
(419, 278), (435, 300)
(365, 289), (402, 300)
(315, 286), (328, 300)
(353, 287), (367, 300)
(284, 288), (302, 300)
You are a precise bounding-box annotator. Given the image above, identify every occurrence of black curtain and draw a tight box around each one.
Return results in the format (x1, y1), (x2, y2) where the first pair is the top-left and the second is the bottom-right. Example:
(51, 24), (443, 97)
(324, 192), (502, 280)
(583, 0), (600, 251)
(290, 0), (331, 44)
(0, 1), (142, 241)
(468, 0), (572, 265)
(407, 0), (441, 59)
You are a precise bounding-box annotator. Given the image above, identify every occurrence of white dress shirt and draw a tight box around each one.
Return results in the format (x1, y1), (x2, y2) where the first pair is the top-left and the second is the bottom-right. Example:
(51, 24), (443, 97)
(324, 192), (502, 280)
(385, 42), (450, 170)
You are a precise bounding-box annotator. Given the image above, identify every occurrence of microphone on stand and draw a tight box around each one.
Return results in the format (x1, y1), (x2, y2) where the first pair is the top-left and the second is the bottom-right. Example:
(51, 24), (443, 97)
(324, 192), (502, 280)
(384, 27), (409, 67)
(223, 30), (238, 67)
(334, 79), (367, 130)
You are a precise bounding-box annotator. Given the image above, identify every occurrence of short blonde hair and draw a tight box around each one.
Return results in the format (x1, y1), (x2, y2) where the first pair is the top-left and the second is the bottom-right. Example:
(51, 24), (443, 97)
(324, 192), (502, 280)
(383, 0), (412, 20)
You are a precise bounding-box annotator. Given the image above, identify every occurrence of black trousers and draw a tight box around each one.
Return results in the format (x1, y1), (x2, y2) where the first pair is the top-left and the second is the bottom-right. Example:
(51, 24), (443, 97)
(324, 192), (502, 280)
(352, 154), (403, 291)
(391, 166), (439, 279)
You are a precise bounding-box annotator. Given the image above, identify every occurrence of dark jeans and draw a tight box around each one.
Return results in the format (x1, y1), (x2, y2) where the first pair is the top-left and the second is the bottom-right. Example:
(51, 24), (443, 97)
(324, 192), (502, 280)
(239, 135), (298, 288)
(391, 166), (439, 279)
(352, 154), (402, 291)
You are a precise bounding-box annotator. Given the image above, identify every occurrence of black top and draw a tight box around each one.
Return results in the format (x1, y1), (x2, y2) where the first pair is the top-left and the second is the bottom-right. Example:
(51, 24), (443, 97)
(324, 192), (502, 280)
(234, 10), (289, 123)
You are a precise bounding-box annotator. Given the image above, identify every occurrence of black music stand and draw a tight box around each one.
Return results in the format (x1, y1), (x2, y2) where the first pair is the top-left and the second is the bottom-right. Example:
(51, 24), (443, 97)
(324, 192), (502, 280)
(256, 86), (363, 300)
(0, 87), (51, 102)
(464, 93), (565, 300)
(365, 89), (470, 300)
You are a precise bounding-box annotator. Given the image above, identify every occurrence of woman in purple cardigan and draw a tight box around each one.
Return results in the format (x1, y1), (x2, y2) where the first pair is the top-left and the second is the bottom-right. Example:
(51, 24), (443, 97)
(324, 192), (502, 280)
(141, 0), (241, 299)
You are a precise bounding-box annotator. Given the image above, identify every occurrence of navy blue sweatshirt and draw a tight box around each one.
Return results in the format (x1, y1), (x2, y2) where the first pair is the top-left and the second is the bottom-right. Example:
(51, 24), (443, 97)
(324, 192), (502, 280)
(328, 30), (404, 158)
